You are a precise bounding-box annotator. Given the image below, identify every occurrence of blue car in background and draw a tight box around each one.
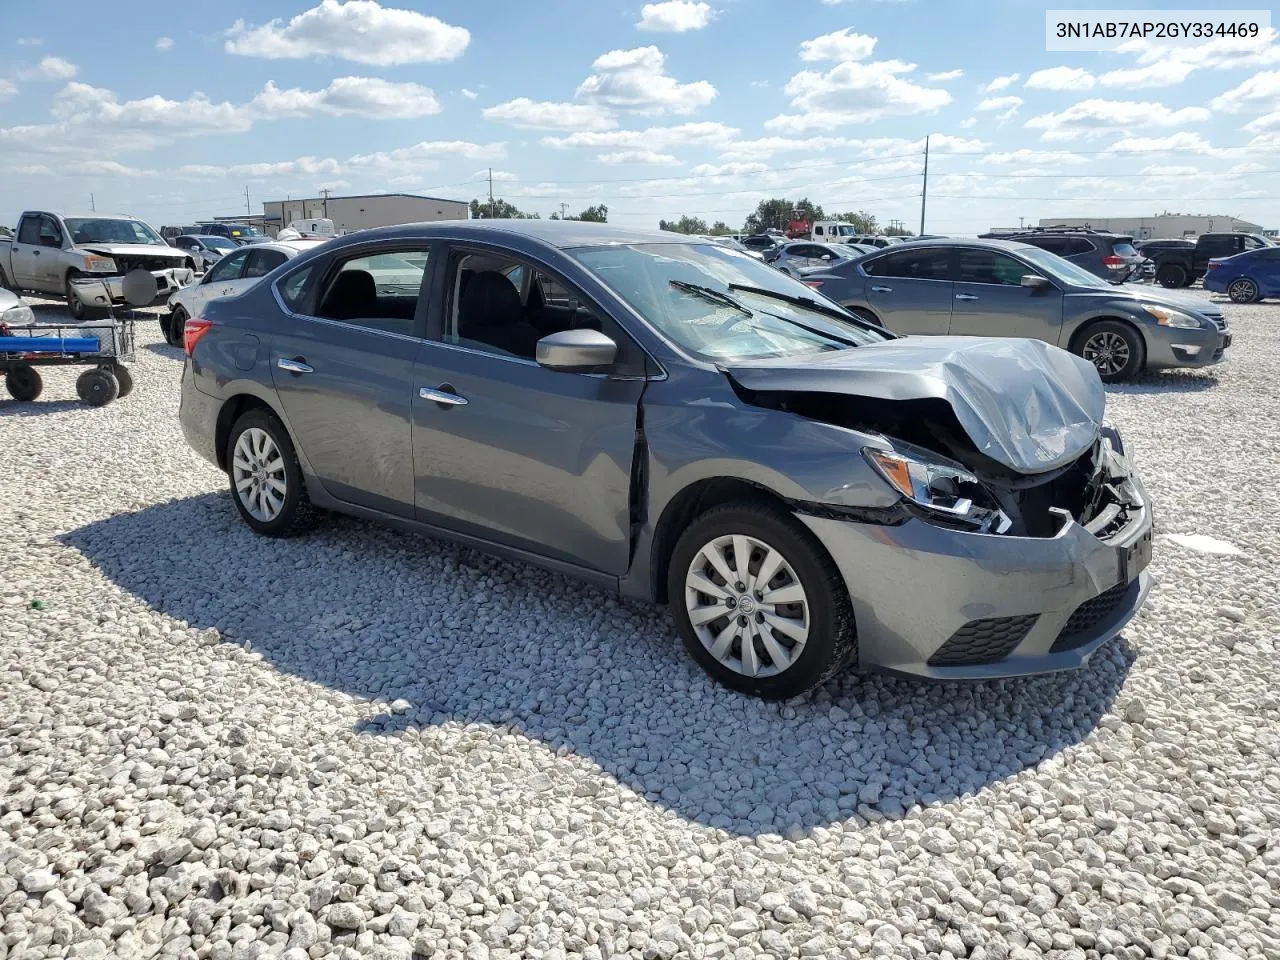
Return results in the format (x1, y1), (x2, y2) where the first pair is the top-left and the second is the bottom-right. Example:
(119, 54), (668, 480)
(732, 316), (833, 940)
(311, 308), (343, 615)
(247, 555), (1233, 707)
(1203, 246), (1280, 303)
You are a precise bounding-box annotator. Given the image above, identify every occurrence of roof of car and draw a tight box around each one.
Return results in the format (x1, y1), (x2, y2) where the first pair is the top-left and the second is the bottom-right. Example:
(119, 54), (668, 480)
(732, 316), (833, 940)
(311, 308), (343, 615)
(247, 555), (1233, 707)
(860, 237), (1038, 254)
(255, 239), (329, 254)
(326, 219), (690, 250)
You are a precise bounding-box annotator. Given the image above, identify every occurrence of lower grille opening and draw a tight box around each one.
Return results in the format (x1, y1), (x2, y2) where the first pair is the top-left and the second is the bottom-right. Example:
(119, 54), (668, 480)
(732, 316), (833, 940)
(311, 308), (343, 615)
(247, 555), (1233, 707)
(929, 614), (1039, 667)
(1051, 581), (1130, 652)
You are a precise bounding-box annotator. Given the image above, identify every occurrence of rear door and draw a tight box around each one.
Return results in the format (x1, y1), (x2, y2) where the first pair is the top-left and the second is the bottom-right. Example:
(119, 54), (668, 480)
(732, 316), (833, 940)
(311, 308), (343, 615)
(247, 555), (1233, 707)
(1252, 248), (1280, 296)
(410, 243), (647, 575)
(268, 242), (430, 518)
(859, 247), (953, 334)
(948, 247), (1064, 342)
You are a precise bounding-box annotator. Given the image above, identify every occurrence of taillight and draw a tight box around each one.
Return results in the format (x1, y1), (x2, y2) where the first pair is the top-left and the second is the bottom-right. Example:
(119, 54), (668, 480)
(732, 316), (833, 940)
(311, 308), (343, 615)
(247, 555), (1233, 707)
(1101, 255), (1125, 266)
(1206, 261), (1221, 270)
(184, 317), (213, 357)
(803, 279), (824, 289)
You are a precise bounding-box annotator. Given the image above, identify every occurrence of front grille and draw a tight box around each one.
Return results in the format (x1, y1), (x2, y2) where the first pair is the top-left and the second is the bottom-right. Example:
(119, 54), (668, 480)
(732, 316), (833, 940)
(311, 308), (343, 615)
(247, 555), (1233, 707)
(1051, 582), (1129, 652)
(1208, 316), (1227, 331)
(929, 614), (1039, 666)
(115, 256), (183, 273)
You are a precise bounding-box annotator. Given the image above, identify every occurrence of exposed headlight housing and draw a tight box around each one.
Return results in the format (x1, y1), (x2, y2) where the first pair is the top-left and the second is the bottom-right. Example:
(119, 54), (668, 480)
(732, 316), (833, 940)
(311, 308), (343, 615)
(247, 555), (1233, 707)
(1, 303), (35, 325)
(1143, 304), (1202, 329)
(83, 255), (117, 273)
(864, 444), (1011, 534)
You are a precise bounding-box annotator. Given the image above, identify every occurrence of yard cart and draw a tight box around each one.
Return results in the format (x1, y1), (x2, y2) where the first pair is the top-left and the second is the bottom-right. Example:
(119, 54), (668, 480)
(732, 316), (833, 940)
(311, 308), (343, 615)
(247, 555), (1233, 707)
(0, 269), (154, 406)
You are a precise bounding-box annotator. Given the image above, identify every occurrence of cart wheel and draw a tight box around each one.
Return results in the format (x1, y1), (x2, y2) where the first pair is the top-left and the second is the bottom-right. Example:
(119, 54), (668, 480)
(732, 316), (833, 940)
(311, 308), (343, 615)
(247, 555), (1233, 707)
(76, 368), (120, 407)
(112, 365), (135, 398)
(5, 365), (43, 402)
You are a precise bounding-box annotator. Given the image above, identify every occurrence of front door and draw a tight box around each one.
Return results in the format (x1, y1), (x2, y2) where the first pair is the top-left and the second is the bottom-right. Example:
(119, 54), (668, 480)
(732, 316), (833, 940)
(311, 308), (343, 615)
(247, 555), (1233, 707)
(411, 246), (646, 576)
(268, 244), (431, 518)
(859, 246), (954, 335)
(947, 247), (1064, 342)
(187, 247), (252, 314)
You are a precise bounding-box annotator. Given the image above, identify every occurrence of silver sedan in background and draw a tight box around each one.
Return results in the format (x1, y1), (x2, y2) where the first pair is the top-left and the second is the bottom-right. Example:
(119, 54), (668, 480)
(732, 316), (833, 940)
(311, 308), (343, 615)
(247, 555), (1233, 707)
(765, 241), (874, 277)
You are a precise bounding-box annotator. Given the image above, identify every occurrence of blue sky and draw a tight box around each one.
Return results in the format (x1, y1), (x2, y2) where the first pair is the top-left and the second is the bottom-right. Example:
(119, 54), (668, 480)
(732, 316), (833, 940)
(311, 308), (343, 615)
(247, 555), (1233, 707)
(2, 0), (1278, 234)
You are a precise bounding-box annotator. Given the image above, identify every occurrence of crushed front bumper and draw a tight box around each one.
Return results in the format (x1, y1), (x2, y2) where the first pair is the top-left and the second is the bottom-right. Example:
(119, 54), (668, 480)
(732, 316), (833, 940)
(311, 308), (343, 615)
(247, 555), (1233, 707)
(799, 461), (1154, 679)
(71, 268), (196, 311)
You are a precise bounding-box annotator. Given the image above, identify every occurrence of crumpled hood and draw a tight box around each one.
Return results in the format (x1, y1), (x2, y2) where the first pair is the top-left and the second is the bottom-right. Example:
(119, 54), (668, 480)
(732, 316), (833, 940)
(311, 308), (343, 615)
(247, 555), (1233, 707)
(80, 243), (187, 260)
(723, 336), (1104, 475)
(1111, 283), (1223, 318)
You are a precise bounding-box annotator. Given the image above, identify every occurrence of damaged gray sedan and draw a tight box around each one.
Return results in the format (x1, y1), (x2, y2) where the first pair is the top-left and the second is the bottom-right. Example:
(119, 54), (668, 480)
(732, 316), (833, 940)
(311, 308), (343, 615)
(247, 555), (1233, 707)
(179, 221), (1152, 699)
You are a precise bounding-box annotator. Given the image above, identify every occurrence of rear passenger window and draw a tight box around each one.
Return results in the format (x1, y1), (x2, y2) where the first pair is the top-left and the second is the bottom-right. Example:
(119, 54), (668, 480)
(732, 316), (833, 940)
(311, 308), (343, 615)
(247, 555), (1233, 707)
(245, 249), (287, 278)
(863, 249), (949, 280)
(314, 249), (429, 336)
(1066, 238), (1096, 256)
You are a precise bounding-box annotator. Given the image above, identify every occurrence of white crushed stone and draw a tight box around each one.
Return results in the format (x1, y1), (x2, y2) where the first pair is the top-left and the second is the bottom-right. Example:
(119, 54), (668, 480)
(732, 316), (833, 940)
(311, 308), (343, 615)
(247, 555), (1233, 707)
(1162, 533), (1244, 556)
(1, 292), (1278, 959)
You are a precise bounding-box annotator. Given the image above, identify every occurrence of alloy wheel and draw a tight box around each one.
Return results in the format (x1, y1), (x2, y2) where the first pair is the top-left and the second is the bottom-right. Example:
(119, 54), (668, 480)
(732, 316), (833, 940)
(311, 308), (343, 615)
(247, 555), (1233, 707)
(232, 427), (288, 522)
(1082, 331), (1131, 377)
(684, 534), (810, 678)
(1229, 279), (1258, 304)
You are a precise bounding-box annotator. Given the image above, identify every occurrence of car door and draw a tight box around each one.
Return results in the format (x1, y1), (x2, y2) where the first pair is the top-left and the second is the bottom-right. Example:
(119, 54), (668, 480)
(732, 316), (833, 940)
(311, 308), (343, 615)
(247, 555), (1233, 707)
(1253, 248), (1280, 296)
(11, 215), (46, 288)
(859, 247), (953, 334)
(948, 247), (1064, 342)
(188, 248), (251, 313)
(410, 244), (648, 576)
(267, 243), (429, 518)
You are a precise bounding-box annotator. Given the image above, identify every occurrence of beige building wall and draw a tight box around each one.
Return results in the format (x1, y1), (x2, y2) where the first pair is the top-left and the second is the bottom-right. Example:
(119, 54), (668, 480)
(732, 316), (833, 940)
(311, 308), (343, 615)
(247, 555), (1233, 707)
(261, 194), (468, 236)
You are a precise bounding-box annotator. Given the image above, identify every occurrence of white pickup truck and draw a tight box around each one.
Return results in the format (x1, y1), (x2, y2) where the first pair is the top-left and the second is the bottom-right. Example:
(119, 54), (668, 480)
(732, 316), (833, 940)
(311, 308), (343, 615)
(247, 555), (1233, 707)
(0, 211), (195, 319)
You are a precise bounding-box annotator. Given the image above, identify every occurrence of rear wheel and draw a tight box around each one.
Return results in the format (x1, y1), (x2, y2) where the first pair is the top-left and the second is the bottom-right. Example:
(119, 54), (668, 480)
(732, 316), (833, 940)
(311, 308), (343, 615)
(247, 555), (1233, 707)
(668, 501), (855, 699)
(112, 364), (134, 398)
(1228, 277), (1261, 304)
(0, 266), (13, 291)
(1077, 320), (1144, 383)
(1156, 263), (1187, 289)
(165, 305), (189, 347)
(76, 367), (119, 406)
(226, 409), (320, 537)
(5, 365), (42, 401)
(846, 306), (884, 328)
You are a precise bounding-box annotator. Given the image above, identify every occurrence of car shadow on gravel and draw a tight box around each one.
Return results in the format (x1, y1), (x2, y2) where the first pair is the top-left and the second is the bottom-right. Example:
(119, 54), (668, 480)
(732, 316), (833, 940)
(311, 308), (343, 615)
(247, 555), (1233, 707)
(0, 399), (87, 417)
(63, 493), (1136, 836)
(1106, 369), (1219, 394)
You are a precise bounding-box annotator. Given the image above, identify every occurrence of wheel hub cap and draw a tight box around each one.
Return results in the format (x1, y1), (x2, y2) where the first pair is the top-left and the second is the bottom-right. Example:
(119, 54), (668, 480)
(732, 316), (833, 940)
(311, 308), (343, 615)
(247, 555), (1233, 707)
(232, 427), (287, 523)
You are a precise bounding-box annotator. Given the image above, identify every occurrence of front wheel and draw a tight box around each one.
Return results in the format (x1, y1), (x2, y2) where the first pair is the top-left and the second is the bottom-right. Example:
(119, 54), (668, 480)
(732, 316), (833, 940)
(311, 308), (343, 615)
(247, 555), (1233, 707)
(1228, 278), (1261, 304)
(165, 306), (188, 347)
(1077, 320), (1144, 383)
(226, 409), (319, 537)
(1156, 263), (1187, 289)
(5, 365), (43, 401)
(76, 367), (119, 406)
(667, 501), (855, 699)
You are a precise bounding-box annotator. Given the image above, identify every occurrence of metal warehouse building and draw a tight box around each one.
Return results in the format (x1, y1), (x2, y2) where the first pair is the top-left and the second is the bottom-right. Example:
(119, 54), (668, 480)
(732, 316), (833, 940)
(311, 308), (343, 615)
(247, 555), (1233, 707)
(1036, 214), (1265, 240)
(260, 193), (469, 236)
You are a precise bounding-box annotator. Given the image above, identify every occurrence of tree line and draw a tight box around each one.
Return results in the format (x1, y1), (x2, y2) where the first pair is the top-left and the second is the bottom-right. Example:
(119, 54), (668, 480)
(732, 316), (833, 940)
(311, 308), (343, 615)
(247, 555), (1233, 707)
(469, 199), (608, 222)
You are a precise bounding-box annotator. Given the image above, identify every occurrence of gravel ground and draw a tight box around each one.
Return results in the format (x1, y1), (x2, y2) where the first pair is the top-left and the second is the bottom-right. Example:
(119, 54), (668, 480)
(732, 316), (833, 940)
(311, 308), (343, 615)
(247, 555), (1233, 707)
(1, 292), (1278, 960)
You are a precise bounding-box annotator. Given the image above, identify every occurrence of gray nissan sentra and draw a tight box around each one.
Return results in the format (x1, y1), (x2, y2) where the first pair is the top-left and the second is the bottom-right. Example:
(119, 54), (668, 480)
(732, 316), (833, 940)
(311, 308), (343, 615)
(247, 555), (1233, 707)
(179, 220), (1153, 699)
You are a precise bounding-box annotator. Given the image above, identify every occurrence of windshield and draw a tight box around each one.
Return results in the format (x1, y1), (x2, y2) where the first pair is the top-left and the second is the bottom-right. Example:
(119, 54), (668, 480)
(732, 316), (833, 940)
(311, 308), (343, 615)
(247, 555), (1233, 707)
(835, 225), (857, 236)
(1017, 246), (1109, 288)
(571, 242), (887, 361)
(65, 217), (165, 246)
(201, 236), (238, 251)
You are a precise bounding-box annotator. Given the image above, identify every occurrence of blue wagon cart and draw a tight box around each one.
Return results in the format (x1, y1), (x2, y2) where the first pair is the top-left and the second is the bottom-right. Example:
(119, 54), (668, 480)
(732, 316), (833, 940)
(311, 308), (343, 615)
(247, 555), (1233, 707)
(0, 318), (136, 406)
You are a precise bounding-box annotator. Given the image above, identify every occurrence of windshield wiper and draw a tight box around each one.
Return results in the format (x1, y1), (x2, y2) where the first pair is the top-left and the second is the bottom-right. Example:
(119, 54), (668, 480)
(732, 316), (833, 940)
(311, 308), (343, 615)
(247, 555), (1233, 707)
(726, 284), (878, 345)
(669, 280), (753, 316)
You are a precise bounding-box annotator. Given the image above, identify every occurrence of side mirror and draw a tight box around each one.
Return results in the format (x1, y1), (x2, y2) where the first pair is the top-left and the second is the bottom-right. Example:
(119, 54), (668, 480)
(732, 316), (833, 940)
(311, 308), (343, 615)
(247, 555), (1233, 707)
(1020, 274), (1051, 290)
(40, 234), (62, 248)
(536, 329), (617, 372)
(820, 254), (832, 261)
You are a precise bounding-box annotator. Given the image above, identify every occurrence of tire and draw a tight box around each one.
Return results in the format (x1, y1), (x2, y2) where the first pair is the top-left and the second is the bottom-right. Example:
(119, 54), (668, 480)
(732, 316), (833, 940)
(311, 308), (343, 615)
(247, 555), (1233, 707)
(225, 408), (320, 537)
(1156, 263), (1187, 289)
(5, 365), (42, 401)
(667, 500), (856, 699)
(75, 367), (119, 406)
(846, 306), (884, 328)
(112, 364), (134, 398)
(0, 266), (12, 291)
(1228, 277), (1261, 304)
(165, 306), (188, 347)
(1076, 320), (1145, 383)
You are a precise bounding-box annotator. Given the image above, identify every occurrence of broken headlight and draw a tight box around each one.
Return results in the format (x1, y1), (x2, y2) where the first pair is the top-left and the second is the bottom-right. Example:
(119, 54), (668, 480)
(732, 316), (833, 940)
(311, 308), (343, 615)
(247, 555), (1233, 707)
(863, 444), (1011, 533)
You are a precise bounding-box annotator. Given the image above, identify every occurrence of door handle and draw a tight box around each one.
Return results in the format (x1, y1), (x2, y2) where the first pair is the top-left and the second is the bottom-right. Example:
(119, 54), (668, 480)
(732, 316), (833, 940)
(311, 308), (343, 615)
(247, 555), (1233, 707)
(955, 293), (979, 301)
(277, 357), (313, 374)
(420, 386), (468, 407)
(32, 251), (40, 256)
(870, 285), (892, 293)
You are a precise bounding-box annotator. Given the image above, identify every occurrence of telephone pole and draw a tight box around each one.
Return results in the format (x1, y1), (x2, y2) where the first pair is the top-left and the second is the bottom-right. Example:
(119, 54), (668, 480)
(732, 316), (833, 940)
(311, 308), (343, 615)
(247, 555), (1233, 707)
(919, 135), (929, 237)
(319, 188), (331, 217)
(89, 193), (95, 212)
(244, 185), (251, 216)
(487, 168), (494, 218)
(559, 202), (569, 220)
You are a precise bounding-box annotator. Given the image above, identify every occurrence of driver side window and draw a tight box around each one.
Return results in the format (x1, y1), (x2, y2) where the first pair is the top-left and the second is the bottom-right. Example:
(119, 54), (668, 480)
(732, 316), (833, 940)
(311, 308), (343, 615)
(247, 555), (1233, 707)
(205, 250), (250, 283)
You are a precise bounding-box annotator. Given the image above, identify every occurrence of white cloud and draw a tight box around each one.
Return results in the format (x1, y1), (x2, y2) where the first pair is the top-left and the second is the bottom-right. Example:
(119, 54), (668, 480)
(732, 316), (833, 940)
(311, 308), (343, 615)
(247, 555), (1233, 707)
(767, 59), (951, 131)
(1119, 28), (1280, 73)
(543, 121), (737, 151)
(156, 37), (174, 52)
(799, 28), (877, 63)
(1104, 132), (1220, 156)
(1244, 110), (1280, 134)
(927, 69), (964, 82)
(597, 149), (680, 165)
(0, 80), (16, 102)
(1025, 99), (1209, 141)
(689, 161), (769, 176)
(176, 139), (505, 182)
(252, 77), (441, 119)
(1098, 62), (1194, 89)
(225, 0), (469, 66)
(717, 133), (980, 160)
(20, 56), (77, 80)
(982, 73), (1019, 93)
(16, 37), (41, 46)
(959, 115), (976, 128)
(977, 96), (1022, 112)
(1025, 66), (1094, 91)
(460, 88), (478, 100)
(1211, 71), (1280, 113)
(576, 46), (716, 115)
(981, 148), (1091, 166)
(636, 1), (714, 32)
(483, 98), (616, 131)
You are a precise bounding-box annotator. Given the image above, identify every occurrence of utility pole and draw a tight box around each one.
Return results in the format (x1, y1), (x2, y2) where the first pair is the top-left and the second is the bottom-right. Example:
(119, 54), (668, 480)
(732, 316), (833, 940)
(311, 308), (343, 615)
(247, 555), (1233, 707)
(89, 193), (95, 212)
(319, 188), (331, 217)
(487, 168), (494, 218)
(559, 202), (569, 220)
(919, 135), (929, 237)
(244, 185), (251, 216)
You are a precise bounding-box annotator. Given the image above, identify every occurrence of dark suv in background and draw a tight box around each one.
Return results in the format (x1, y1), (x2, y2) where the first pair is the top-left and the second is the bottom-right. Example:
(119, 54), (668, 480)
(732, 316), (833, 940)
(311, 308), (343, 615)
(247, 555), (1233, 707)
(983, 228), (1144, 284)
